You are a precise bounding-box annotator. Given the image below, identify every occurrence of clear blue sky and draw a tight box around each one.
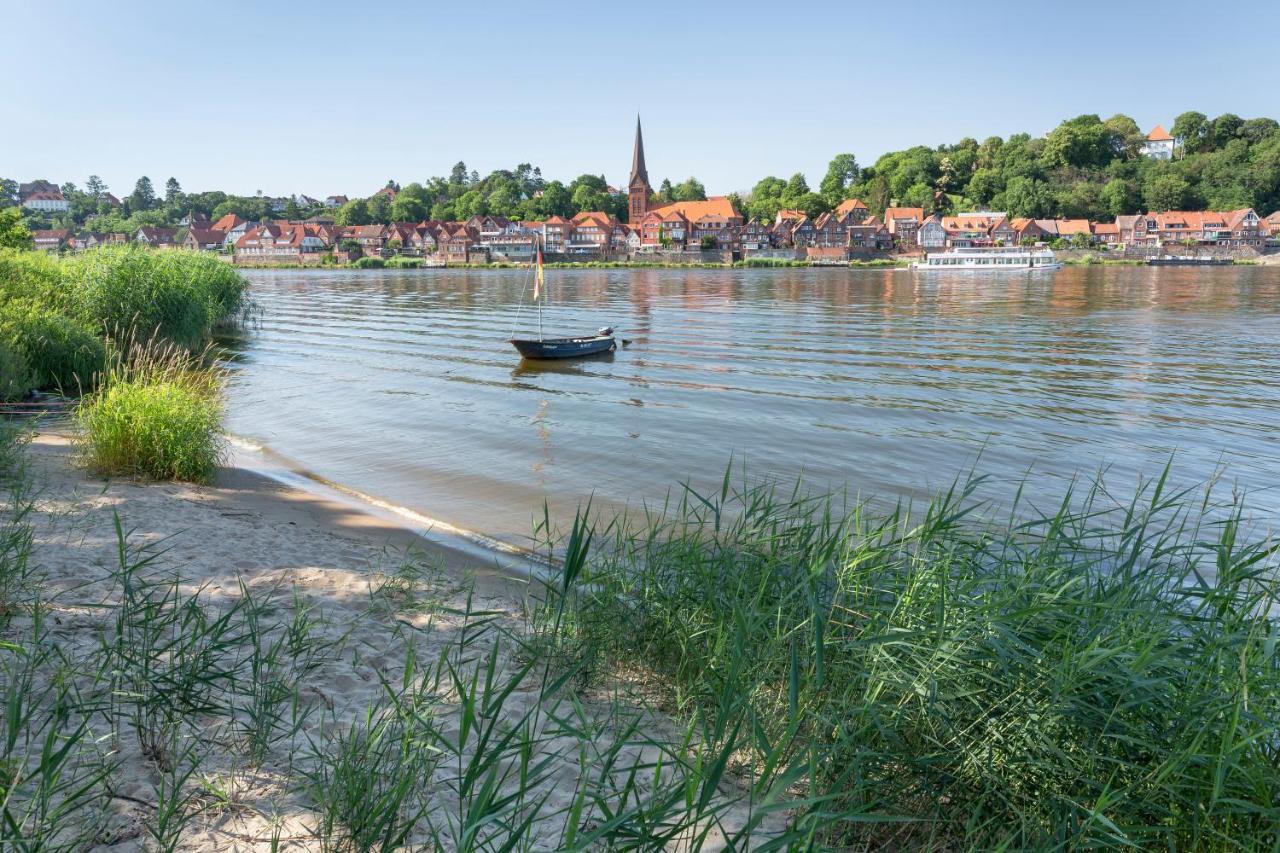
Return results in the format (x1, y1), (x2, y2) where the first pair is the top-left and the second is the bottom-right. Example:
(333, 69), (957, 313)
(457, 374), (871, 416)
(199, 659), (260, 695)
(5, 1), (1278, 199)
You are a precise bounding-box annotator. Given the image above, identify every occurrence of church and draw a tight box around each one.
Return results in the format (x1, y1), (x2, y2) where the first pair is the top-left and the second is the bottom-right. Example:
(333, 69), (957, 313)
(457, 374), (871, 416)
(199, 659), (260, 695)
(626, 116), (743, 248)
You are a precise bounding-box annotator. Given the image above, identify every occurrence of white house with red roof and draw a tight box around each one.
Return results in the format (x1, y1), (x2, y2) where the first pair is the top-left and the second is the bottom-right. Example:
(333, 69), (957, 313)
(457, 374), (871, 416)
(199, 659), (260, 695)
(1142, 125), (1176, 160)
(23, 188), (70, 213)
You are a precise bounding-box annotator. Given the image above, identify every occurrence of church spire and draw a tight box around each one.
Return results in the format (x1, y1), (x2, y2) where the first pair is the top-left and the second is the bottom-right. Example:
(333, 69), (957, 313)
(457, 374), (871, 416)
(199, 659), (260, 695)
(630, 114), (648, 185)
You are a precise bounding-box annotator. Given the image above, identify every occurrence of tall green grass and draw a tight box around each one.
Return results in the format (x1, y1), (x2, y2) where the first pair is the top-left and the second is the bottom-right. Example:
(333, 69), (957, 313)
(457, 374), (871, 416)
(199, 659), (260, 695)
(75, 346), (225, 483)
(536, 469), (1280, 849)
(0, 340), (33, 402)
(0, 301), (106, 394)
(0, 246), (248, 356)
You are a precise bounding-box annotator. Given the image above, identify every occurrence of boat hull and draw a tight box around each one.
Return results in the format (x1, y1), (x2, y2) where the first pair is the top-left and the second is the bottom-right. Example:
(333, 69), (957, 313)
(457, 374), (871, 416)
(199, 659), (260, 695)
(510, 335), (616, 360)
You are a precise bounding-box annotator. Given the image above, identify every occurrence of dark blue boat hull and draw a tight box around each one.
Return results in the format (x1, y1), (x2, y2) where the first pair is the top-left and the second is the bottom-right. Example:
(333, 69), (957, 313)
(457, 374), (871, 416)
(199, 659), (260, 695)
(510, 335), (616, 360)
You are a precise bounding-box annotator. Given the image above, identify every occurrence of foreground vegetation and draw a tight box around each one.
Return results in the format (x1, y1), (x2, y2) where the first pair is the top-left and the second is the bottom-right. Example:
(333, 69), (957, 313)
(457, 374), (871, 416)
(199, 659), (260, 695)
(0, 245), (245, 481)
(537, 470), (1280, 849)
(3, 420), (1278, 849)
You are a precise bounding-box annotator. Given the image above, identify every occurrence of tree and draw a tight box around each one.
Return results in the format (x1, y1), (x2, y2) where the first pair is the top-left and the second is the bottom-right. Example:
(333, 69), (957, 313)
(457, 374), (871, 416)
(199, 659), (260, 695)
(779, 173), (811, 210)
(1101, 178), (1140, 217)
(164, 177), (182, 204)
(699, 235), (716, 251)
(795, 191), (831, 219)
(1144, 173), (1191, 211)
(1104, 114), (1144, 159)
(819, 153), (860, 203)
(0, 178), (17, 207)
(536, 181), (571, 218)
(658, 178), (673, 203)
(335, 198), (371, 226)
(85, 175), (107, 199)
(0, 207), (33, 250)
(449, 161), (470, 186)
(966, 168), (1002, 204)
(390, 183), (429, 222)
(129, 176), (156, 211)
(1171, 111), (1209, 154)
(997, 176), (1050, 218)
(670, 178), (706, 202)
(367, 194), (393, 224)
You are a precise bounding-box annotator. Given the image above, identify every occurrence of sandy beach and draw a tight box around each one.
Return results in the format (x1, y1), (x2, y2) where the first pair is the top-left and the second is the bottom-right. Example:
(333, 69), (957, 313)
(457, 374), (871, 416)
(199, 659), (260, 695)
(9, 432), (779, 851)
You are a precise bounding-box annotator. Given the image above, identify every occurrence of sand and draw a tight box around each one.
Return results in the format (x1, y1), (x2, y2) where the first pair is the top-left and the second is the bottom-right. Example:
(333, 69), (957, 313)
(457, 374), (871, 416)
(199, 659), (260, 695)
(6, 433), (783, 851)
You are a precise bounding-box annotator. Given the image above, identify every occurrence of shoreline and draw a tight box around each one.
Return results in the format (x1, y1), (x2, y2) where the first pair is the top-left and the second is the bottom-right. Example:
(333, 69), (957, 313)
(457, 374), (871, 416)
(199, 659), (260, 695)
(29, 430), (533, 600)
(10, 427), (779, 849)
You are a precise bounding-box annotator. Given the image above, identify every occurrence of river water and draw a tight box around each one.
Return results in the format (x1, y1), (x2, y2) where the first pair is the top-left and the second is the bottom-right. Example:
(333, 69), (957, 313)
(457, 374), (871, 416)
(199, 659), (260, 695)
(222, 266), (1280, 547)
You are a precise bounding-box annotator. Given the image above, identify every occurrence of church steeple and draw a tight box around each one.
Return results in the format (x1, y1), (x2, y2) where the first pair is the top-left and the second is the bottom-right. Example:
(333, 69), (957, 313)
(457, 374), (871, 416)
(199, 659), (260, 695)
(630, 115), (648, 185)
(628, 114), (651, 224)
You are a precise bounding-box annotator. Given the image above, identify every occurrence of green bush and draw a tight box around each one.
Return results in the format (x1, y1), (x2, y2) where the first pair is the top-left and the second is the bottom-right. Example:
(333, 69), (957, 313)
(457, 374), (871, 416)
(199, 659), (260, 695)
(0, 301), (106, 394)
(0, 249), (63, 307)
(59, 246), (247, 350)
(384, 256), (422, 269)
(543, 471), (1280, 848)
(0, 341), (32, 402)
(352, 256), (385, 269)
(76, 357), (224, 483)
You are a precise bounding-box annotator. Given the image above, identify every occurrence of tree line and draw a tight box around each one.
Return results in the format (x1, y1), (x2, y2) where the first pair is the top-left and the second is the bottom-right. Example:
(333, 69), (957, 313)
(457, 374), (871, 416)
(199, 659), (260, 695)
(6, 111), (1278, 236)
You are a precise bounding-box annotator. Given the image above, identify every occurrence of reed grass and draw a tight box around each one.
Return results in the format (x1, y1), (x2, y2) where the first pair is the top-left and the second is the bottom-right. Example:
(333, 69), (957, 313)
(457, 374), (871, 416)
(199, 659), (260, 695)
(535, 467), (1280, 849)
(75, 344), (226, 482)
(0, 300), (106, 394)
(0, 341), (32, 403)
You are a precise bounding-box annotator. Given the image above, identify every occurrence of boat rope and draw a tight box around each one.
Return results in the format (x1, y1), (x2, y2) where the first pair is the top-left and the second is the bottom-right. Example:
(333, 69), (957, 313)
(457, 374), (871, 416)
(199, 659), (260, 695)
(508, 251), (536, 339)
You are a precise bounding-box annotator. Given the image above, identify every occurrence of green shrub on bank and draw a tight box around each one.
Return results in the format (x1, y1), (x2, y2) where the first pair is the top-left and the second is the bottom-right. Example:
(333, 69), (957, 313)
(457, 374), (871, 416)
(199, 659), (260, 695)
(0, 250), (63, 307)
(0, 301), (106, 394)
(76, 351), (224, 483)
(352, 256), (385, 269)
(59, 246), (248, 350)
(384, 256), (423, 269)
(541, 471), (1280, 848)
(0, 341), (32, 402)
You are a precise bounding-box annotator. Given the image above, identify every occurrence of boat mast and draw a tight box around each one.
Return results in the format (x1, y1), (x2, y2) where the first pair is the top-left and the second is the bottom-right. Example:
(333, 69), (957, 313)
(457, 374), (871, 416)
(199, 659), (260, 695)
(536, 234), (544, 342)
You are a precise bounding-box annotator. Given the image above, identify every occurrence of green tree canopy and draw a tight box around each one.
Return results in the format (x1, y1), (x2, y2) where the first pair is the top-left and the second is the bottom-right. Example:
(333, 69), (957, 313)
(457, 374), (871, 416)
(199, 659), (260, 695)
(0, 207), (34, 250)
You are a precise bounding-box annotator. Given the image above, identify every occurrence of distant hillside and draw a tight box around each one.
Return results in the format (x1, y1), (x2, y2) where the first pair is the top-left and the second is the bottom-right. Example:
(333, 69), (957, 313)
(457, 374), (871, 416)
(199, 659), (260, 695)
(847, 112), (1280, 221)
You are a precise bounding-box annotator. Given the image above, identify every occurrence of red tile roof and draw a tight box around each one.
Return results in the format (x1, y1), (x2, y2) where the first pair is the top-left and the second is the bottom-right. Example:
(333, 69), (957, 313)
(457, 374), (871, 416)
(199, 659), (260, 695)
(1147, 124), (1174, 142)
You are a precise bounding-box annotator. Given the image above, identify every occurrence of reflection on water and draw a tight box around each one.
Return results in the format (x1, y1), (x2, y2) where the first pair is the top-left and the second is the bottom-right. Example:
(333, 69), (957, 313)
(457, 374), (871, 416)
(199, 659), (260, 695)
(223, 265), (1280, 545)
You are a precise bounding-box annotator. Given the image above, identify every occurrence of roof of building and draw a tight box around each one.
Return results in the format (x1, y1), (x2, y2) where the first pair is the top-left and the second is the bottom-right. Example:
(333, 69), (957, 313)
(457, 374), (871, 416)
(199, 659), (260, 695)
(1147, 124), (1174, 142)
(186, 227), (226, 245)
(834, 198), (868, 217)
(646, 197), (740, 224)
(1056, 219), (1092, 236)
(883, 206), (924, 222)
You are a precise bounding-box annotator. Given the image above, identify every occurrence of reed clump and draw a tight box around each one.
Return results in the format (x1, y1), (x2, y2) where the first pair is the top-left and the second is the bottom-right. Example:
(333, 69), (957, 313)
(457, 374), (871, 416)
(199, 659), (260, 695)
(0, 300), (106, 394)
(75, 345), (226, 483)
(0, 246), (249, 397)
(537, 468), (1280, 849)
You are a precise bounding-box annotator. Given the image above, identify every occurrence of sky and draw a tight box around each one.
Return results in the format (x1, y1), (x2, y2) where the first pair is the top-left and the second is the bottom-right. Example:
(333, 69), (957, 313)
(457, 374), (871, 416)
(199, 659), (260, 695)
(5, 1), (1280, 200)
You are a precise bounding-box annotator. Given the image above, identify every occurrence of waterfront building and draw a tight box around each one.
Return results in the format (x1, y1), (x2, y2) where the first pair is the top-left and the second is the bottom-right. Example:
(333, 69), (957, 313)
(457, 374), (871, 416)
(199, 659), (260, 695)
(917, 215), (947, 248)
(182, 227), (226, 251)
(883, 206), (924, 246)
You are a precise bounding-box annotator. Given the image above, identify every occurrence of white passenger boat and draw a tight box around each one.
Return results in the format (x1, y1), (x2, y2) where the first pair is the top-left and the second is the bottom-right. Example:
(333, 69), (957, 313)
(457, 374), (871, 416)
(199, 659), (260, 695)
(911, 247), (1062, 271)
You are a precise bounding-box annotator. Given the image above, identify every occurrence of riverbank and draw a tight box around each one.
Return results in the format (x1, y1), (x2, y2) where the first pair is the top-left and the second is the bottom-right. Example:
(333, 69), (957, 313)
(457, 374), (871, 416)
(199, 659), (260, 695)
(228, 258), (909, 270)
(3, 429), (782, 849)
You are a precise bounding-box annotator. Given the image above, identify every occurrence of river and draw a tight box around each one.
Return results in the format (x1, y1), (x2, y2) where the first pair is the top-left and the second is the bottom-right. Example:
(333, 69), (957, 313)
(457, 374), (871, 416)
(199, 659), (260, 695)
(222, 265), (1280, 547)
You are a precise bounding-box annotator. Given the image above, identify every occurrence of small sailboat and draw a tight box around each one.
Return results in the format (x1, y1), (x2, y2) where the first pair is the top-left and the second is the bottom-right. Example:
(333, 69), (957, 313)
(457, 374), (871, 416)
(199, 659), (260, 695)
(509, 240), (617, 360)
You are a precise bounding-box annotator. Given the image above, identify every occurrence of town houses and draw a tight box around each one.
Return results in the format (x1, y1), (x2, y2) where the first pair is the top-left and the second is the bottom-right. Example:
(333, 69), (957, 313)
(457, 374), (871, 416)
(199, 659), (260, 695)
(12, 119), (1280, 264)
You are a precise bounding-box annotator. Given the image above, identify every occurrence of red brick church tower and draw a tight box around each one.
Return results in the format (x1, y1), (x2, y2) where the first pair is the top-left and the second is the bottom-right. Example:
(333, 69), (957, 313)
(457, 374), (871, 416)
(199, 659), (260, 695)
(628, 115), (651, 224)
